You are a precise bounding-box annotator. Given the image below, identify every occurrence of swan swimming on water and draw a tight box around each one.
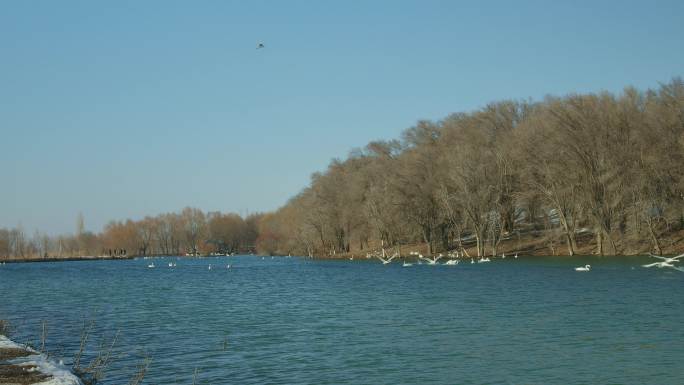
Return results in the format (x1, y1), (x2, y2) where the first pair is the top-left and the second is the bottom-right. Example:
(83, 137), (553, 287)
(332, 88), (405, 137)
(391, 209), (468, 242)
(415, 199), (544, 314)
(575, 264), (591, 272)
(477, 257), (491, 263)
(147, 263), (155, 268)
(443, 259), (459, 266)
(402, 262), (413, 267)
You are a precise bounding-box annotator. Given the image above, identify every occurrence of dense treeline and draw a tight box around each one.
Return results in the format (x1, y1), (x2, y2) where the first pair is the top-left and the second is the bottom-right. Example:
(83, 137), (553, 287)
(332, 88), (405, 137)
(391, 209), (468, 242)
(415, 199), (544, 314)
(257, 79), (684, 257)
(0, 208), (260, 260)
(2, 80), (683, 261)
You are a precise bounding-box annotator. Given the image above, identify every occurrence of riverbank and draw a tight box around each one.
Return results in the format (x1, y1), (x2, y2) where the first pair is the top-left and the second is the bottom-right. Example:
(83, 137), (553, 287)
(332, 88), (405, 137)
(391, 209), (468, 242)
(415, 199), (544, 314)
(319, 228), (684, 260)
(0, 335), (82, 385)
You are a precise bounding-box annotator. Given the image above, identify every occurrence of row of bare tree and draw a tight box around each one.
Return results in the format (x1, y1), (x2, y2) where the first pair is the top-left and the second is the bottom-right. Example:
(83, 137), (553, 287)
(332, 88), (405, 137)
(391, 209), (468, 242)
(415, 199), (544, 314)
(256, 79), (684, 257)
(2, 80), (683, 260)
(0, 208), (260, 259)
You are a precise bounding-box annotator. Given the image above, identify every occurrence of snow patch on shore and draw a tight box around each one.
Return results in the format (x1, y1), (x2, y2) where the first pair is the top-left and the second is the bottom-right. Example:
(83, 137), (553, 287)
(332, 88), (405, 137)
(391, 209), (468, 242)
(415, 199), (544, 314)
(0, 335), (33, 350)
(0, 335), (82, 385)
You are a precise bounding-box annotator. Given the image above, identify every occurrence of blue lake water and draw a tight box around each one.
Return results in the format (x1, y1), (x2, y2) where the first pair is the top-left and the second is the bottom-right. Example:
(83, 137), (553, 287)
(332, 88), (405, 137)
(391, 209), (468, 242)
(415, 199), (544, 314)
(1, 256), (683, 384)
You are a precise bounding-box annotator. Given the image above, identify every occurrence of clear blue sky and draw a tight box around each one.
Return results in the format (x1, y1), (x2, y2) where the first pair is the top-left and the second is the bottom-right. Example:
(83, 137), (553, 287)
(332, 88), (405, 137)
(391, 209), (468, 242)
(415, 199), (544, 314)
(2, 0), (683, 235)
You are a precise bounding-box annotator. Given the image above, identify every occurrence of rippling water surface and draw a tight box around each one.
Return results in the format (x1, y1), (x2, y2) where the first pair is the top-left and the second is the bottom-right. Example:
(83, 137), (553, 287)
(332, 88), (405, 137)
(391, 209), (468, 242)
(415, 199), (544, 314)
(1, 256), (683, 384)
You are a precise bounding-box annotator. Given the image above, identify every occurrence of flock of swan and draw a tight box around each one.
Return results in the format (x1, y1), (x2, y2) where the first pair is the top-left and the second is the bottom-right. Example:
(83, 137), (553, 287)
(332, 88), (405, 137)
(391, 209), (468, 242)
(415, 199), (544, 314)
(573, 254), (683, 272)
(135, 252), (684, 273)
(367, 250), (516, 267)
(364, 250), (684, 273)
(146, 258), (231, 270)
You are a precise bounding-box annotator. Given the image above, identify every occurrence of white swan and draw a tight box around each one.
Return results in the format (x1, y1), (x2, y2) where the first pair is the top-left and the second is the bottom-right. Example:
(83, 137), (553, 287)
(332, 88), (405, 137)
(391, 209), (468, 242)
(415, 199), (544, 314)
(514, 253), (518, 259)
(443, 259), (459, 266)
(147, 263), (155, 268)
(575, 264), (591, 272)
(642, 262), (684, 272)
(649, 253), (684, 264)
(376, 252), (399, 265)
(402, 262), (413, 267)
(501, 252), (506, 259)
(226, 264), (231, 269)
(208, 264), (212, 270)
(418, 254), (444, 265)
(470, 258), (474, 264)
(643, 261), (675, 268)
(477, 257), (491, 263)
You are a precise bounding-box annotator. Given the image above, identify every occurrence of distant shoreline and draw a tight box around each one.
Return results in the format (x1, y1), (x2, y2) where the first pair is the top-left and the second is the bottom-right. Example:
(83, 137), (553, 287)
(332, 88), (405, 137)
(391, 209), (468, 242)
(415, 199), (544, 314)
(0, 255), (134, 264)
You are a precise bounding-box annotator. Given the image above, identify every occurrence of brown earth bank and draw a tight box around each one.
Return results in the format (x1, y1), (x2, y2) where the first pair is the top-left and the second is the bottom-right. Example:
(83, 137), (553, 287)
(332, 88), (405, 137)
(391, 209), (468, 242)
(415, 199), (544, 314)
(0, 363), (51, 385)
(313, 228), (684, 260)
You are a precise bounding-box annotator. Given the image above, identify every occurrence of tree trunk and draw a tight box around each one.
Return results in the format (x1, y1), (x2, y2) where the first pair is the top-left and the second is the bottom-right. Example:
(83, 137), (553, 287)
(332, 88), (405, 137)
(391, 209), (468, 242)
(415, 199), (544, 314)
(422, 226), (433, 255)
(596, 230), (603, 256)
(441, 225), (449, 252)
(558, 212), (576, 256)
(564, 233), (575, 256)
(455, 227), (464, 252)
(604, 228), (618, 255)
(646, 219), (662, 255)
